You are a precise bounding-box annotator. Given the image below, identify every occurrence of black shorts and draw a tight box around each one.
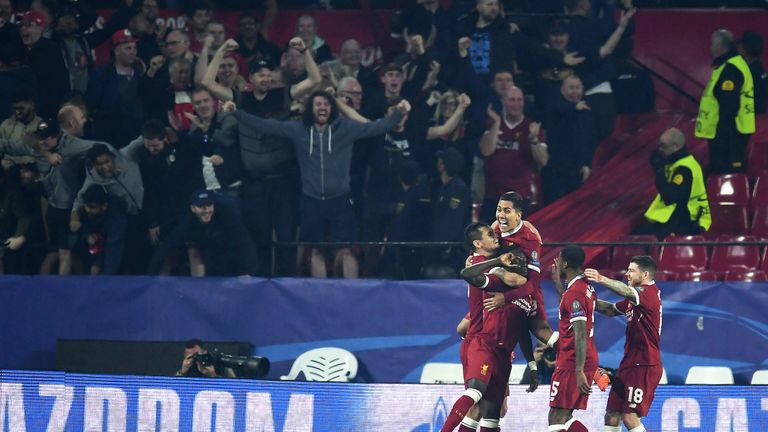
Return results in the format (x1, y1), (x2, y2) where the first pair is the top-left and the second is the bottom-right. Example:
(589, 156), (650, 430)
(300, 194), (357, 243)
(46, 207), (74, 250)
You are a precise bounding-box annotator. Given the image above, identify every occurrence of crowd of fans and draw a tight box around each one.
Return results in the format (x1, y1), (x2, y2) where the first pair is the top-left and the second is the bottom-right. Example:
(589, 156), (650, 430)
(0, 0), (759, 278)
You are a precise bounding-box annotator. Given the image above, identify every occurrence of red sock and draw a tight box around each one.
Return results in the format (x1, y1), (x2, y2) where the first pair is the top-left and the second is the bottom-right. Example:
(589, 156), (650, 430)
(440, 390), (481, 432)
(478, 418), (500, 431)
(566, 418), (589, 432)
(458, 417), (479, 431)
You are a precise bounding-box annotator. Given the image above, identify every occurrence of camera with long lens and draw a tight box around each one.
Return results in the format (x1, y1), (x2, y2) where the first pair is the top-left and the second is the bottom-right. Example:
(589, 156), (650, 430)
(191, 349), (270, 378)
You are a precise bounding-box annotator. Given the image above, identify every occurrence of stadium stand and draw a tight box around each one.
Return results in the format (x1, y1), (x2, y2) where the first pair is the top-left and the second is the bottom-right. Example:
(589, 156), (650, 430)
(280, 347), (358, 382)
(685, 366), (735, 385)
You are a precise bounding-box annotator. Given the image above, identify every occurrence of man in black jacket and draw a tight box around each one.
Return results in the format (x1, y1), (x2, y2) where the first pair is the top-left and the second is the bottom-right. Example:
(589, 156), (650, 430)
(542, 75), (596, 204)
(453, 0), (515, 86)
(147, 189), (249, 277)
(86, 29), (145, 149)
(20, 11), (70, 118)
(122, 120), (204, 249)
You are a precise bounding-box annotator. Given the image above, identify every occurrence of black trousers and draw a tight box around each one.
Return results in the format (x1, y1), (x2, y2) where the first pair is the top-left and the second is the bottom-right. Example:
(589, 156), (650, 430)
(241, 175), (299, 277)
(708, 128), (750, 174)
(585, 92), (617, 144)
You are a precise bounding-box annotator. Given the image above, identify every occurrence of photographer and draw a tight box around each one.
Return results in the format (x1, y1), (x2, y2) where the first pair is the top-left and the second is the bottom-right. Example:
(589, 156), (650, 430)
(175, 339), (235, 378)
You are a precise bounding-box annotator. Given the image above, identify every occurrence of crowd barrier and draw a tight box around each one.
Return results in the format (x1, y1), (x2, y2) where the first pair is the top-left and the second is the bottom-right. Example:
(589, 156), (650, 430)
(0, 370), (766, 431)
(0, 276), (766, 384)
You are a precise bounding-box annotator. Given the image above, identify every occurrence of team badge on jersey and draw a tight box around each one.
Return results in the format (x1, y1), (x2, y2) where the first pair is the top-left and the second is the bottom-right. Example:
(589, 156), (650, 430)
(450, 197), (461, 209)
(481, 364), (489, 375)
(721, 80), (735, 91)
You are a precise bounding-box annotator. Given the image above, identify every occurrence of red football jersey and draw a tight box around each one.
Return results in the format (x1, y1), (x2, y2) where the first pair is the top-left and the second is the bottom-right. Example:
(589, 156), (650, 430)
(556, 275), (599, 371)
(466, 254), (505, 339)
(614, 282), (663, 369)
(496, 222), (541, 304)
(483, 117), (541, 201)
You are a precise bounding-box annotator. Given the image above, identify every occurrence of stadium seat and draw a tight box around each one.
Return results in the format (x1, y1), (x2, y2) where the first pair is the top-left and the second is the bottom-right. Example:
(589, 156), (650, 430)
(752, 174), (768, 210)
(610, 235), (660, 270)
(747, 141), (768, 179)
(724, 270), (768, 282)
(674, 270), (718, 282)
(751, 370), (768, 384)
(751, 205), (768, 238)
(706, 173), (750, 206)
(685, 366), (735, 384)
(654, 270), (674, 281)
(658, 235), (708, 272)
(509, 364), (527, 384)
(709, 235), (760, 275)
(659, 368), (668, 385)
(419, 362), (464, 384)
(705, 204), (749, 239)
(280, 347), (358, 382)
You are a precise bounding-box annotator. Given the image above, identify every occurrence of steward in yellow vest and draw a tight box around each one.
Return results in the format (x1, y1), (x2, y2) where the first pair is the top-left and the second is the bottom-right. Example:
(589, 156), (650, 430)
(638, 128), (711, 240)
(695, 30), (755, 174)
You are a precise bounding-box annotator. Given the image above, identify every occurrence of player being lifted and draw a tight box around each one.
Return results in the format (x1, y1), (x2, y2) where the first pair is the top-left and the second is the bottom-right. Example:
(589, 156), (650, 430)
(441, 222), (534, 432)
(491, 191), (559, 348)
(549, 245), (598, 432)
(585, 256), (663, 432)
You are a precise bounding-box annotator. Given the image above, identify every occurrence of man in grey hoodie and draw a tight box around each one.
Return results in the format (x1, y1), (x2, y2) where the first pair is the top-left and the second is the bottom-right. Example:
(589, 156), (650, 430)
(70, 143), (144, 273)
(225, 90), (411, 278)
(0, 117), (104, 274)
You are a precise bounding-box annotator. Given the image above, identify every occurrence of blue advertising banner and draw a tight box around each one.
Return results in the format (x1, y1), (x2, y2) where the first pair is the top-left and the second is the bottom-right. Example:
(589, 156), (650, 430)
(1, 370), (767, 431)
(0, 276), (766, 384)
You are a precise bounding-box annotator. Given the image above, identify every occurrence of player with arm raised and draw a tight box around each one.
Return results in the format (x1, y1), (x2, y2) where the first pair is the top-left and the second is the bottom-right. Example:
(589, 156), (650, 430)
(585, 256), (662, 432)
(548, 245), (598, 432)
(441, 222), (532, 432)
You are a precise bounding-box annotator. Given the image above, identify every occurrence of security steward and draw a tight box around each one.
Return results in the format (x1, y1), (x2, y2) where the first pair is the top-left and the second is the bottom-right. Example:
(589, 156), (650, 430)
(424, 148), (471, 277)
(638, 128), (711, 240)
(695, 29), (755, 174)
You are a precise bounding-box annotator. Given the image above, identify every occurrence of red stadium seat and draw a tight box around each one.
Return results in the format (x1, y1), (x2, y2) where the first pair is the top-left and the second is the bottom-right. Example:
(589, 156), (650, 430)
(751, 205), (768, 238)
(752, 174), (768, 210)
(706, 204), (749, 239)
(710, 235), (760, 275)
(724, 270), (768, 282)
(747, 141), (768, 179)
(675, 270), (718, 282)
(654, 270), (675, 281)
(659, 235), (708, 272)
(610, 235), (660, 270)
(706, 174), (750, 206)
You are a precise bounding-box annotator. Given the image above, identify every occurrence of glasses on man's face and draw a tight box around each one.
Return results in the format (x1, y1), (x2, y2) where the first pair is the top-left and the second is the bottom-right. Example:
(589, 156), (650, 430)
(165, 40), (182, 46)
(239, 20), (257, 28)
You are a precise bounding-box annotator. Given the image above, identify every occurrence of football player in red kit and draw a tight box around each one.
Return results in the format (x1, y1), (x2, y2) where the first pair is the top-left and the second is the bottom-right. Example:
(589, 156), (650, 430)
(441, 223), (532, 432)
(549, 245), (598, 432)
(491, 191), (559, 349)
(585, 256), (663, 432)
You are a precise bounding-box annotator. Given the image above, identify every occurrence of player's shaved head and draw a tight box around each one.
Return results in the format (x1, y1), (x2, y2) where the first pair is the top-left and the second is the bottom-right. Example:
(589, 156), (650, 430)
(630, 255), (657, 279)
(560, 245), (585, 271)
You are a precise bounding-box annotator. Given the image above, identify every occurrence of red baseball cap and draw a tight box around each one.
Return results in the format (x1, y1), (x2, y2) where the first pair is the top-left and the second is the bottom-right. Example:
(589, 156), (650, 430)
(111, 29), (137, 47)
(21, 10), (47, 27)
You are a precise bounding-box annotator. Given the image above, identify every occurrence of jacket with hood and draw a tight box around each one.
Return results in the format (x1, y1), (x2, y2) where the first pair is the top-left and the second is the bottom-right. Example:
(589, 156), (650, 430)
(0, 134), (103, 209)
(234, 109), (403, 200)
(72, 147), (144, 215)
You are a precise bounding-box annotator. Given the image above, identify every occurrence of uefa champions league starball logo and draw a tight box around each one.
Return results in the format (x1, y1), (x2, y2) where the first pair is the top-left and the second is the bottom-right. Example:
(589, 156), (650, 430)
(411, 397), (447, 432)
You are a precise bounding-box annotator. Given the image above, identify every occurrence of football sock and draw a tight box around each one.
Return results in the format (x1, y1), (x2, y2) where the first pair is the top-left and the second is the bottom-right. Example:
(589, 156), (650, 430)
(478, 418), (500, 432)
(440, 389), (482, 432)
(565, 418), (589, 432)
(628, 425), (646, 432)
(458, 416), (480, 431)
(604, 426), (621, 432)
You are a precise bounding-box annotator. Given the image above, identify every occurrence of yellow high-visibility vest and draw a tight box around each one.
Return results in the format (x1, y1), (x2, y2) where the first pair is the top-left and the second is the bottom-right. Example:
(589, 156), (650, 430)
(644, 154), (711, 231)
(695, 55), (755, 139)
